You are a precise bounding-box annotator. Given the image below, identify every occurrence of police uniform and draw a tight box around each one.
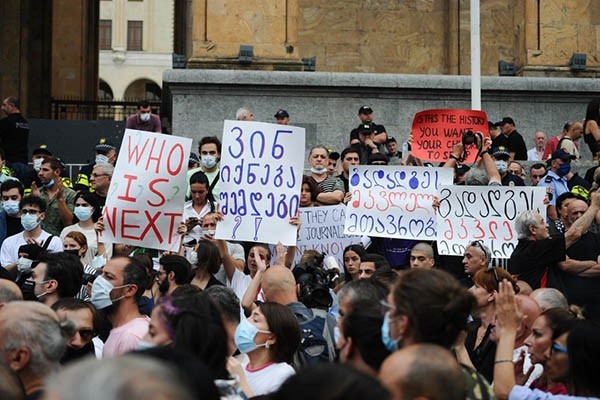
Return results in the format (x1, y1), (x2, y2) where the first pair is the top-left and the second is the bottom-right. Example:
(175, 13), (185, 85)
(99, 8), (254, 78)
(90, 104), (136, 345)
(536, 170), (568, 208)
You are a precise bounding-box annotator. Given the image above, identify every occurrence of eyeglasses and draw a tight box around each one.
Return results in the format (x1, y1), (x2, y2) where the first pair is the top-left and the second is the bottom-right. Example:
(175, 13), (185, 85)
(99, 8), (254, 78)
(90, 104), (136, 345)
(470, 240), (491, 264)
(551, 342), (568, 355)
(21, 209), (40, 215)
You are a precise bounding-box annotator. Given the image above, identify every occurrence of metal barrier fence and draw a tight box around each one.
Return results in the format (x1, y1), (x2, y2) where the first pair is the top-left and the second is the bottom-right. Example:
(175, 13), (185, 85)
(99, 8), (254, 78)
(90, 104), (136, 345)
(50, 99), (161, 121)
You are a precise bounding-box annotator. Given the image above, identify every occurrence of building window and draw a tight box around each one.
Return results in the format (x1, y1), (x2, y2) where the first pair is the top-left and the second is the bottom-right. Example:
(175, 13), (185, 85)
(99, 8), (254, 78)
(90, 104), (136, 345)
(127, 21), (143, 51)
(99, 20), (112, 50)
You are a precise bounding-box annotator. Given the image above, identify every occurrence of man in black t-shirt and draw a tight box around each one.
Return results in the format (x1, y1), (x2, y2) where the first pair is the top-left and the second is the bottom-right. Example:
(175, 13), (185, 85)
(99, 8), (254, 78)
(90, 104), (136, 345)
(491, 146), (525, 186)
(350, 106), (388, 148)
(496, 117), (527, 160)
(508, 210), (565, 290)
(0, 97), (30, 180)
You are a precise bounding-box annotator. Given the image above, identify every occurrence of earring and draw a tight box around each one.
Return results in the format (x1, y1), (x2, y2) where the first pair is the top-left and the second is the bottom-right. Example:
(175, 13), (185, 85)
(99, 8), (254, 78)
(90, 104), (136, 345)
(265, 341), (271, 349)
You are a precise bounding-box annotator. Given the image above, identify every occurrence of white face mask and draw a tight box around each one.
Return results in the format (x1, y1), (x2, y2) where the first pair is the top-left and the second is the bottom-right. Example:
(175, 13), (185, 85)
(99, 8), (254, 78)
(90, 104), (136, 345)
(201, 155), (217, 169)
(33, 158), (43, 172)
(139, 112), (151, 122)
(310, 167), (328, 175)
(17, 257), (34, 273)
(90, 275), (129, 310)
(186, 249), (198, 266)
(95, 154), (110, 165)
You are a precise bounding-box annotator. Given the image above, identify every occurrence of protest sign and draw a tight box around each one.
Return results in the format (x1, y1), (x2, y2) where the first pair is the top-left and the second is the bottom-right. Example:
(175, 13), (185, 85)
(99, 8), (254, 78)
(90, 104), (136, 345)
(215, 120), (305, 245)
(410, 109), (488, 163)
(344, 166), (453, 240)
(101, 129), (192, 251)
(294, 205), (362, 267)
(436, 185), (547, 258)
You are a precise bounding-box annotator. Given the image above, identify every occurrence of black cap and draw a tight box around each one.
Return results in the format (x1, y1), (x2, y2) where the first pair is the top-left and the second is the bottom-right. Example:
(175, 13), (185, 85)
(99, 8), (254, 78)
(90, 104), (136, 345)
(95, 138), (117, 153)
(387, 137), (397, 143)
(551, 149), (576, 162)
(32, 144), (52, 156)
(491, 146), (510, 160)
(358, 124), (374, 134)
(358, 106), (373, 114)
(274, 109), (289, 119)
(495, 117), (515, 126)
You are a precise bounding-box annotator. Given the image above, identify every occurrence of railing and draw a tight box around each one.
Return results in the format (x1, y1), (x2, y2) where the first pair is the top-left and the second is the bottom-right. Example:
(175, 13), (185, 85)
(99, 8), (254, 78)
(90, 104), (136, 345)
(50, 98), (161, 121)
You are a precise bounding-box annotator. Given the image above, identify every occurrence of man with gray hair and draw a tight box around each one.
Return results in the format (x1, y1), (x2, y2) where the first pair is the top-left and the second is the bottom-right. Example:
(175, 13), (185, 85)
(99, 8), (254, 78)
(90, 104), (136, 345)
(508, 196), (596, 291)
(236, 107), (254, 121)
(530, 288), (569, 310)
(89, 162), (114, 210)
(0, 301), (68, 399)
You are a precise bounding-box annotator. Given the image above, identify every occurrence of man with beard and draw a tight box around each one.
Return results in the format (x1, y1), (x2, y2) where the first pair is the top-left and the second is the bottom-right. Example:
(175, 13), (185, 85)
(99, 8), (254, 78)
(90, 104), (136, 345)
(90, 256), (149, 357)
(156, 255), (193, 297)
(52, 298), (101, 364)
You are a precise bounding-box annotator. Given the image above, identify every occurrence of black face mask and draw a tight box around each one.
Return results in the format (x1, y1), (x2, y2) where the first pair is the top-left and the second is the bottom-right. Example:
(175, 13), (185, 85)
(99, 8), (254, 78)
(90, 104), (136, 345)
(60, 342), (95, 365)
(64, 249), (81, 257)
(20, 279), (37, 301)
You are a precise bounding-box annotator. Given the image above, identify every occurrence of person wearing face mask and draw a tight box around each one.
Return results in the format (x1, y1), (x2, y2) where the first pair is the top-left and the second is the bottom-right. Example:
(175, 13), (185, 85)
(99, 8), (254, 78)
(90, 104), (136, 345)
(74, 138), (117, 192)
(228, 302), (301, 397)
(60, 191), (100, 265)
(63, 231), (99, 300)
(0, 196), (63, 275)
(537, 149), (576, 222)
(491, 146), (525, 187)
(19, 144), (52, 195)
(126, 100), (162, 132)
(306, 145), (344, 205)
(91, 256), (150, 357)
(0, 179), (24, 250)
(31, 156), (76, 236)
(21, 252), (83, 307)
(186, 136), (222, 200)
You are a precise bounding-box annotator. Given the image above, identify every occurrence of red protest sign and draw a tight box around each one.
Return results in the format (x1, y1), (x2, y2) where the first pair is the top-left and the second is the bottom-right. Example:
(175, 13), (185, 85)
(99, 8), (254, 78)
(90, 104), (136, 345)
(410, 109), (489, 163)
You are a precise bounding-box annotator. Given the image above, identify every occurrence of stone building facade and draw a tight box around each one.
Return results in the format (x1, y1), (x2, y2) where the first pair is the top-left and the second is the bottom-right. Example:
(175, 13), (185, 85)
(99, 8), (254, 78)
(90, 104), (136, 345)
(181, 0), (600, 77)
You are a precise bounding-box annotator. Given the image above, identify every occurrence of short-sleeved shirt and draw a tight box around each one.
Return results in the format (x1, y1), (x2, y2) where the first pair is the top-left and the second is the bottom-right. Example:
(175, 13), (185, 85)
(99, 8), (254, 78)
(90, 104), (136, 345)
(40, 187), (77, 236)
(186, 167), (220, 200)
(103, 316), (150, 357)
(349, 122), (387, 142)
(508, 237), (566, 290)
(506, 130), (528, 160)
(536, 171), (568, 208)
(308, 175), (344, 194)
(0, 230), (63, 268)
(241, 360), (295, 396)
(558, 136), (580, 159)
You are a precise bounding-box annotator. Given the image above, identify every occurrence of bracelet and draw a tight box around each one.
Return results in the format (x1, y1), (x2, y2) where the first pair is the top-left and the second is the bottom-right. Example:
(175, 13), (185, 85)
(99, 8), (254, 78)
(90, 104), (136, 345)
(494, 359), (513, 364)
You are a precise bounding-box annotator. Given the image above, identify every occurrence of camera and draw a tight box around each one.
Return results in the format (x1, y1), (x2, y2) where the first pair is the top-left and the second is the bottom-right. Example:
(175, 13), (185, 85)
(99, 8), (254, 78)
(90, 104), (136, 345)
(462, 130), (476, 146)
(293, 253), (339, 310)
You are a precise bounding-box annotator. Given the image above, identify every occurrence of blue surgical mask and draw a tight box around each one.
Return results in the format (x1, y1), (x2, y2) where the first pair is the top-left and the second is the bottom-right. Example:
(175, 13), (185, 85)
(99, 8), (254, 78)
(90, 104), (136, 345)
(21, 213), (39, 231)
(495, 160), (508, 174)
(3, 200), (20, 216)
(234, 318), (271, 353)
(137, 340), (157, 351)
(381, 312), (401, 352)
(90, 275), (129, 310)
(74, 206), (93, 222)
(43, 178), (55, 189)
(201, 155), (217, 169)
(95, 154), (110, 165)
(557, 162), (571, 177)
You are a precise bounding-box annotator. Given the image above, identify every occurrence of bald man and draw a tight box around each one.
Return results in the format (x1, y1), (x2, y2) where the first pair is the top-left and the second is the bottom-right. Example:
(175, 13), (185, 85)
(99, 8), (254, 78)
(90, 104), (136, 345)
(379, 344), (465, 400)
(262, 265), (336, 365)
(0, 279), (22, 306)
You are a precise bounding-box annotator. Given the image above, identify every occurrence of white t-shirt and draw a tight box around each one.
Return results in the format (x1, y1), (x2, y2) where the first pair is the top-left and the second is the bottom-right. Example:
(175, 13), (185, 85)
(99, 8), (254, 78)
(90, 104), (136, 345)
(241, 360), (295, 396)
(60, 223), (98, 266)
(0, 230), (63, 268)
(214, 241), (246, 284)
(182, 201), (213, 243)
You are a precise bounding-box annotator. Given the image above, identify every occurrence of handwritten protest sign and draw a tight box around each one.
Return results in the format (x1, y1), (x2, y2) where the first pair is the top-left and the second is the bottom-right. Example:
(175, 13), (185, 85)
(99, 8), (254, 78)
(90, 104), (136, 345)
(436, 185), (547, 258)
(344, 166), (453, 240)
(101, 129), (192, 251)
(215, 120), (305, 245)
(294, 205), (362, 266)
(411, 109), (488, 163)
